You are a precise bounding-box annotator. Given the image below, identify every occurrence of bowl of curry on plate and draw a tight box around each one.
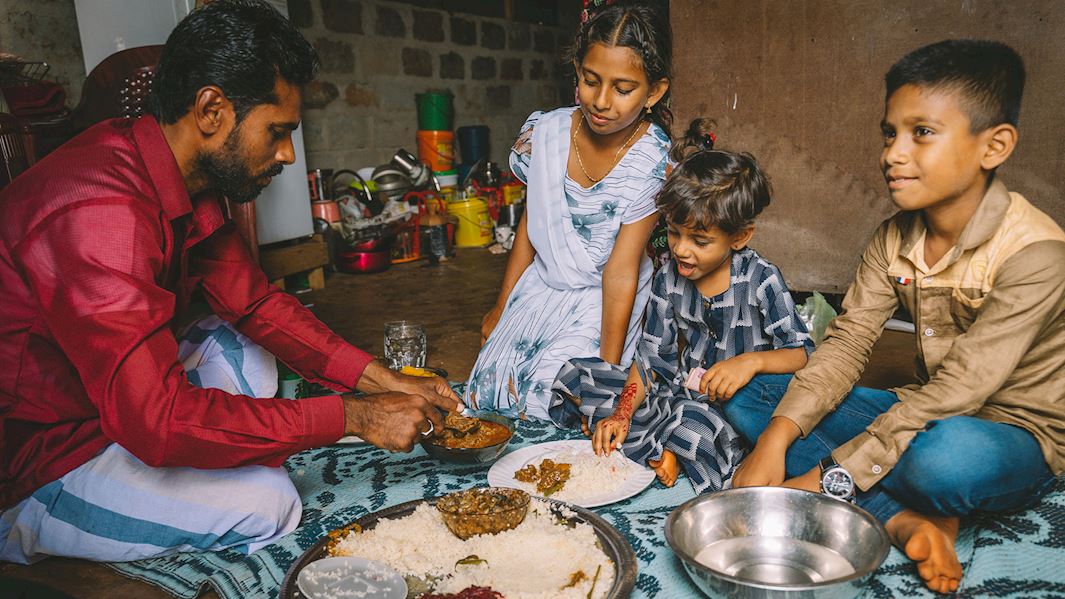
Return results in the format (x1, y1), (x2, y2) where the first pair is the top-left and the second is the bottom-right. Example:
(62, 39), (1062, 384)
(420, 410), (514, 464)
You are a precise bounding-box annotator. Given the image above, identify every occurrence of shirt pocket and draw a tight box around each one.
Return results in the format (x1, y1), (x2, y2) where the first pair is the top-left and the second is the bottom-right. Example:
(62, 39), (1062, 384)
(950, 287), (986, 330)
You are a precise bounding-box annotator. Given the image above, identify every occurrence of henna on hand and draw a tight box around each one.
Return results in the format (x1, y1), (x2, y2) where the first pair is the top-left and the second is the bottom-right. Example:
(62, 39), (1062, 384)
(605, 383), (637, 424)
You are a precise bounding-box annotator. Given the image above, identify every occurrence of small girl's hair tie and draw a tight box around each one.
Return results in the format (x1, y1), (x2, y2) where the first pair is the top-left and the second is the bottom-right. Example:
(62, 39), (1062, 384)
(581, 0), (616, 22)
(701, 132), (716, 150)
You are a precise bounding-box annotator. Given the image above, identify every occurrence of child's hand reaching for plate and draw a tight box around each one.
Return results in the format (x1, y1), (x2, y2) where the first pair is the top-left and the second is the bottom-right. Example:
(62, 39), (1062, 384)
(592, 417), (629, 456)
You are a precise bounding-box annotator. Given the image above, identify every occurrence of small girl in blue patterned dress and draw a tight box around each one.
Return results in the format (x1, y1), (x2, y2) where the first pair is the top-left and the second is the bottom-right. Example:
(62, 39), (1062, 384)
(549, 119), (816, 493)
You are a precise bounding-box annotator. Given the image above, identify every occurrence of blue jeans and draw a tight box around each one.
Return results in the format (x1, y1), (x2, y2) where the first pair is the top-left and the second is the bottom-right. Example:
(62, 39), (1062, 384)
(723, 374), (1056, 524)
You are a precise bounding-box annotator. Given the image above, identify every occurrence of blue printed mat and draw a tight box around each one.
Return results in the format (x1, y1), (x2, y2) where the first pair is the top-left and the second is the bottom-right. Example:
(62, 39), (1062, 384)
(109, 418), (1065, 598)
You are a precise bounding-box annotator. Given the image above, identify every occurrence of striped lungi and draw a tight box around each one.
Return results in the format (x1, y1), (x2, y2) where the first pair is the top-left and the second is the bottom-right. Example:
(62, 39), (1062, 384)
(0, 316), (298, 564)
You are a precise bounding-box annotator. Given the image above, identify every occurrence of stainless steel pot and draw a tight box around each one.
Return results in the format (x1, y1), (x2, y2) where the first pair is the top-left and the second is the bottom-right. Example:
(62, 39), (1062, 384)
(665, 487), (890, 599)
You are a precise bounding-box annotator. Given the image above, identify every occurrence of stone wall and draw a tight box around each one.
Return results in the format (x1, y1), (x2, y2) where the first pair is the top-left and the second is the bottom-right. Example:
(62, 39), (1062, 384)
(291, 0), (578, 172)
(0, 0), (86, 107)
(0, 0), (578, 173)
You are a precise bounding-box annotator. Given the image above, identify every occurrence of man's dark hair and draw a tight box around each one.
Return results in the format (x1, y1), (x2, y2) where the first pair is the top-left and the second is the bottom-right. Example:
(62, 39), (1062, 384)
(148, 0), (319, 124)
(885, 39), (1025, 132)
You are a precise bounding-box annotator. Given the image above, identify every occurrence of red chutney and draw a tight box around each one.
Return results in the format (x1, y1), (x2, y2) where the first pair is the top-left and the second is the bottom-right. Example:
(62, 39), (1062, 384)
(420, 587), (503, 599)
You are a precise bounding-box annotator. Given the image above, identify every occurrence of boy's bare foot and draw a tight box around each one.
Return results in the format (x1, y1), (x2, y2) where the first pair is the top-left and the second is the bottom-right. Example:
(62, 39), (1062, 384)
(648, 450), (679, 487)
(885, 509), (962, 594)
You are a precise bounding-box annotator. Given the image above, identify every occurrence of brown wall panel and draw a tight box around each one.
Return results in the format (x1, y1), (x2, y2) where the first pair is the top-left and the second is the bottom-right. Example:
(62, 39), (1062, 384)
(671, 0), (1064, 291)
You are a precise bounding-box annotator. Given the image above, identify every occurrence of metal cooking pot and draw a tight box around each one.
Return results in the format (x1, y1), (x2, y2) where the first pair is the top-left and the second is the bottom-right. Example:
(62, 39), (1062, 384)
(349, 232), (396, 252)
(371, 165), (412, 203)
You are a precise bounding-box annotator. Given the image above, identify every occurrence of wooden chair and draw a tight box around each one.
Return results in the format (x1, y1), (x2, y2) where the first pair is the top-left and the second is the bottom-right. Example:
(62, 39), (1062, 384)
(0, 112), (35, 189)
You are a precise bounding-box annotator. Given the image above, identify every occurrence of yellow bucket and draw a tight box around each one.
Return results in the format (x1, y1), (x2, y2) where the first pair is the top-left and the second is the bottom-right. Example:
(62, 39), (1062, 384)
(447, 197), (493, 247)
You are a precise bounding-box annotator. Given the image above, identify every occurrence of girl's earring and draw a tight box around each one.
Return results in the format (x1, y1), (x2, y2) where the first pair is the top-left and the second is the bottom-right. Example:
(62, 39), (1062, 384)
(645, 106), (651, 114)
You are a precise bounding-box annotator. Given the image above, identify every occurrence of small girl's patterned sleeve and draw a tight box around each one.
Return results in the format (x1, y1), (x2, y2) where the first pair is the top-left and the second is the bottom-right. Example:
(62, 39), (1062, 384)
(636, 266), (680, 386)
(508, 111), (543, 185)
(756, 262), (816, 354)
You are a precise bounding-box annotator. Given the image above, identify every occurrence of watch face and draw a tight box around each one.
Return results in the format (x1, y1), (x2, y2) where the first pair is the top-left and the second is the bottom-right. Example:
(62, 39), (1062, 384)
(822, 469), (854, 499)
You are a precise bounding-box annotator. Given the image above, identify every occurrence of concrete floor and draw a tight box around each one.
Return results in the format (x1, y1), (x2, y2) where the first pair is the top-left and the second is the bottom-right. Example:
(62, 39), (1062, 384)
(0, 248), (917, 598)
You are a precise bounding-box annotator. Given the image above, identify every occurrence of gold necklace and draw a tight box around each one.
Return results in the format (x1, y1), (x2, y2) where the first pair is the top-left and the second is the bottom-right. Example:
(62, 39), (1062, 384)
(572, 116), (644, 183)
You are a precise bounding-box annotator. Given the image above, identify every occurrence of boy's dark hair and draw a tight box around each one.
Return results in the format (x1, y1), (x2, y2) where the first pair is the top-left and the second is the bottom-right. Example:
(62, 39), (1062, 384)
(567, 2), (673, 137)
(657, 118), (771, 235)
(148, 0), (319, 124)
(885, 39), (1025, 132)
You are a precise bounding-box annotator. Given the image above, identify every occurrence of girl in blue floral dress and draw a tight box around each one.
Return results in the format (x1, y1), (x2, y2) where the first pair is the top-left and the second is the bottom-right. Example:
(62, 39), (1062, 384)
(550, 120), (815, 493)
(465, 4), (673, 420)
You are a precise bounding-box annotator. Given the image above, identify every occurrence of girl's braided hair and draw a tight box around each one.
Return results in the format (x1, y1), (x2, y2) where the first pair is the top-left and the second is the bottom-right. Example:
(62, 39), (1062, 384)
(566, 2), (673, 138)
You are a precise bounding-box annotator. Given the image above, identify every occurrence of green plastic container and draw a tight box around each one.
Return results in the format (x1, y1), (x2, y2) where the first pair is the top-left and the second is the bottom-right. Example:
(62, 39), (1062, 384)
(415, 91), (454, 131)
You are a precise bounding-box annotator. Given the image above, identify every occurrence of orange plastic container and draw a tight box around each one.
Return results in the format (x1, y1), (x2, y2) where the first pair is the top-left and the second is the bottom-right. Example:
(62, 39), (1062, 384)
(416, 130), (455, 172)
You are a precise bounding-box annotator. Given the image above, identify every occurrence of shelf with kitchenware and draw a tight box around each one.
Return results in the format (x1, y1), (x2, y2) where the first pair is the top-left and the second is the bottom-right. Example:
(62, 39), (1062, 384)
(259, 233), (330, 291)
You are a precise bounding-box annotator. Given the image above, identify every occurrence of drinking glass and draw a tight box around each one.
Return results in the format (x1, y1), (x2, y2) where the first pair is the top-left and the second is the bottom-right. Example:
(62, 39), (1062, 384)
(384, 321), (427, 369)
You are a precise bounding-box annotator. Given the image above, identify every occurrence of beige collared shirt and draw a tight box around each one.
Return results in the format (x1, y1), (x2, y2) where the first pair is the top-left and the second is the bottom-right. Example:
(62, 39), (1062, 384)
(775, 180), (1065, 490)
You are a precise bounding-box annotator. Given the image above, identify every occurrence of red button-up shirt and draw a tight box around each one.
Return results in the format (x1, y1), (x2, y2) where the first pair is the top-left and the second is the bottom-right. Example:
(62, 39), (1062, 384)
(0, 117), (372, 508)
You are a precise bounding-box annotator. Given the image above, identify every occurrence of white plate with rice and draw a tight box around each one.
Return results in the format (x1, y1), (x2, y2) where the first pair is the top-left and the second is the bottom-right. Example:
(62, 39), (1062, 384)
(487, 440), (656, 508)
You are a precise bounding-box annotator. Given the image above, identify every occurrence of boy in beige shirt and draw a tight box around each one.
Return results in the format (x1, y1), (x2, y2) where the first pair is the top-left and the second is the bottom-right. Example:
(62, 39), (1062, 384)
(722, 39), (1065, 593)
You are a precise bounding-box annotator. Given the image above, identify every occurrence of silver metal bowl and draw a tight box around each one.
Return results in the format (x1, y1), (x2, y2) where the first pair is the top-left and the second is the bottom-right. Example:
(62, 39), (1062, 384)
(419, 410), (515, 465)
(666, 487), (890, 599)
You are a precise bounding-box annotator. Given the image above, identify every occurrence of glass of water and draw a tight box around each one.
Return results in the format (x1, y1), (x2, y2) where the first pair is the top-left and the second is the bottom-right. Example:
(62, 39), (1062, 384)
(384, 321), (427, 369)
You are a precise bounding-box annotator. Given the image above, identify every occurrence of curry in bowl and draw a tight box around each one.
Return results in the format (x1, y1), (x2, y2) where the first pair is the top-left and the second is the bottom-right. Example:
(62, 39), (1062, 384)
(420, 411), (515, 464)
(428, 412), (512, 449)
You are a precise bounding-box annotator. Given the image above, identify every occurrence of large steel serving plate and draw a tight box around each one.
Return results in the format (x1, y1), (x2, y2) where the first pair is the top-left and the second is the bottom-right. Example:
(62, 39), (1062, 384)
(281, 495), (637, 599)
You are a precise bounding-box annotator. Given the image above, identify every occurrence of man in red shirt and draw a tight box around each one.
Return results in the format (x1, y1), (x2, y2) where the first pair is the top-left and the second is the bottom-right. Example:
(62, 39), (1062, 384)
(0, 0), (458, 563)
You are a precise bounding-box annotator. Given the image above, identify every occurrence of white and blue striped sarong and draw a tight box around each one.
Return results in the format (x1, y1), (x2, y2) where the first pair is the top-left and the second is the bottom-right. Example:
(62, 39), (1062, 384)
(0, 316), (298, 564)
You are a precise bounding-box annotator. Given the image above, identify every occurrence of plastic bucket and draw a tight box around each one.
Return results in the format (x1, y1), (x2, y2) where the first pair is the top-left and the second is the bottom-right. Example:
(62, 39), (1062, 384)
(415, 91), (454, 130)
(447, 198), (493, 247)
(502, 181), (525, 205)
(456, 125), (490, 164)
(435, 169), (458, 188)
(417, 130), (455, 172)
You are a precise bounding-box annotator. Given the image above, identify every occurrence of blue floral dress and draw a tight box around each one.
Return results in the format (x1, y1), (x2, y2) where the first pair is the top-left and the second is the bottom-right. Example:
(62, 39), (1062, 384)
(463, 107), (670, 420)
(550, 249), (815, 493)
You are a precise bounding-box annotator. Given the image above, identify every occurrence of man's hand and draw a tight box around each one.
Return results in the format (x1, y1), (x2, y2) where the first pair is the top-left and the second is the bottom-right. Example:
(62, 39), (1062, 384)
(389, 371), (462, 414)
(357, 361), (462, 414)
(700, 354), (759, 402)
(342, 392), (444, 452)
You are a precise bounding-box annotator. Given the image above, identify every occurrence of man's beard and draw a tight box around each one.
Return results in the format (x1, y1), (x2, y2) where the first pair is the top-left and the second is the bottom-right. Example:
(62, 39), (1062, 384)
(196, 125), (285, 204)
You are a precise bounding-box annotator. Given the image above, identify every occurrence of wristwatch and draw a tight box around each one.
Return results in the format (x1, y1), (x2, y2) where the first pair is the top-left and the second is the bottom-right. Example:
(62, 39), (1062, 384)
(819, 455), (856, 503)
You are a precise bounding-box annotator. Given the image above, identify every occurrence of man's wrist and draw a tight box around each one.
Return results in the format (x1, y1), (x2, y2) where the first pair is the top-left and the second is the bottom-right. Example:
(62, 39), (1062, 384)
(341, 394), (365, 436)
(355, 361), (396, 394)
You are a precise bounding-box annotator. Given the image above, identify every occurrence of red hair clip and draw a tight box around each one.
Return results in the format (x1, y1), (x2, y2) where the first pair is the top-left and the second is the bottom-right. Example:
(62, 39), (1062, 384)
(581, 0), (616, 22)
(702, 132), (716, 150)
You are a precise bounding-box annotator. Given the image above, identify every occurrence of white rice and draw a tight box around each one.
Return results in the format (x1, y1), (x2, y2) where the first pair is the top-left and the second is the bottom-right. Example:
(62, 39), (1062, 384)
(511, 449), (642, 504)
(330, 499), (615, 599)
